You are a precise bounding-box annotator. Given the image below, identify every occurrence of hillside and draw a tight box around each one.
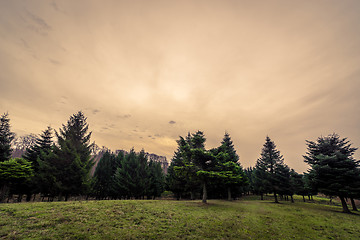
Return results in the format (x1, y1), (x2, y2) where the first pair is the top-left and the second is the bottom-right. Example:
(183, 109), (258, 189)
(1, 197), (359, 239)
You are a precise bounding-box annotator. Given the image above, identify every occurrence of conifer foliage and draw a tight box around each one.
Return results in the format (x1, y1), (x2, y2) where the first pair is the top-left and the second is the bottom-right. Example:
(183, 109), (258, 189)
(0, 113), (15, 162)
(3, 110), (360, 208)
(304, 133), (360, 213)
(254, 136), (289, 203)
(53, 111), (94, 200)
(93, 149), (165, 200)
(0, 113), (33, 202)
(167, 131), (246, 203)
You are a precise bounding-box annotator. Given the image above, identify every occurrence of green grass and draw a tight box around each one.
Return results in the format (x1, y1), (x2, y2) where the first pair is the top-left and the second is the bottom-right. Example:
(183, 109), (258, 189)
(0, 197), (359, 239)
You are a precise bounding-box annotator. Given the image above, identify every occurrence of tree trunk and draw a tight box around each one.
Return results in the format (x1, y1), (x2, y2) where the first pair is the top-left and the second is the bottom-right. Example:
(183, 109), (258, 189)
(274, 191), (279, 203)
(302, 195), (305, 202)
(190, 191), (195, 200)
(290, 195), (294, 203)
(227, 187), (232, 201)
(26, 194), (32, 202)
(350, 198), (358, 211)
(339, 196), (351, 213)
(260, 193), (263, 200)
(0, 184), (9, 203)
(202, 182), (207, 203)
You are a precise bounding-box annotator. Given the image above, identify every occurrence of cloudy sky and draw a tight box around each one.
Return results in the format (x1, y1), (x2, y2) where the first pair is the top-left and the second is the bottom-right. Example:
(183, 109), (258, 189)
(1, 0), (360, 173)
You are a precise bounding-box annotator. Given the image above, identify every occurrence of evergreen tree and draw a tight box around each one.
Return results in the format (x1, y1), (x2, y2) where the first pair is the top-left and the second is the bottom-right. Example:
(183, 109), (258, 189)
(252, 163), (270, 200)
(217, 132), (239, 163)
(289, 170), (306, 202)
(303, 172), (317, 201)
(23, 126), (53, 169)
(212, 132), (246, 200)
(166, 160), (186, 200)
(113, 149), (141, 199)
(168, 131), (246, 203)
(112, 150), (165, 200)
(22, 127), (53, 199)
(36, 149), (60, 200)
(92, 151), (120, 199)
(0, 113), (15, 162)
(147, 160), (165, 199)
(243, 167), (254, 195)
(255, 136), (287, 203)
(0, 158), (33, 202)
(304, 133), (359, 213)
(167, 135), (201, 200)
(276, 164), (291, 201)
(137, 149), (150, 198)
(53, 111), (94, 200)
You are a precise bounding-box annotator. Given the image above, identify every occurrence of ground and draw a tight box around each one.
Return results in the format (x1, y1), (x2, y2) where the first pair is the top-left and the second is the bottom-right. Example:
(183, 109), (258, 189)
(0, 195), (359, 239)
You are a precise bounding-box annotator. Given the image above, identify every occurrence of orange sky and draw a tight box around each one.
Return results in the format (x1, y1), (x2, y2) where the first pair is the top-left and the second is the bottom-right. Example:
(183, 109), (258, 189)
(1, 0), (360, 173)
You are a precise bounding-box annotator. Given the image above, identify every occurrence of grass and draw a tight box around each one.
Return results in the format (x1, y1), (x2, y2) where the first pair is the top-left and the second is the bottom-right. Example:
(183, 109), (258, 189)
(0, 196), (359, 239)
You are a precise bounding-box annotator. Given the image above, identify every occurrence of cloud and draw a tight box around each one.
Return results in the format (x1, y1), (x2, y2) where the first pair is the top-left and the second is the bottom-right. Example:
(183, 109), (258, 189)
(117, 114), (131, 119)
(24, 9), (51, 36)
(26, 9), (51, 30)
(59, 96), (68, 104)
(48, 58), (61, 65)
(51, 0), (59, 12)
(1, 0), (360, 173)
(20, 38), (31, 49)
(92, 109), (100, 115)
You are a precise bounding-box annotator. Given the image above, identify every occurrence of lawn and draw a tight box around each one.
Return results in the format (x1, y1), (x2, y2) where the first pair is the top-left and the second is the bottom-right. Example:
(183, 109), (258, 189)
(0, 196), (359, 239)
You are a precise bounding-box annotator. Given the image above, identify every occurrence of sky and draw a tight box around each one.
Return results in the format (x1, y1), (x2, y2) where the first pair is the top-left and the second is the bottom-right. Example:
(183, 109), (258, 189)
(1, 0), (360, 173)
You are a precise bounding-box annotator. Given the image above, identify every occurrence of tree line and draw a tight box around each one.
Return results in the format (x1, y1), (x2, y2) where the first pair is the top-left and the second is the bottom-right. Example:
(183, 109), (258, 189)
(0, 111), (164, 202)
(0, 111), (359, 213)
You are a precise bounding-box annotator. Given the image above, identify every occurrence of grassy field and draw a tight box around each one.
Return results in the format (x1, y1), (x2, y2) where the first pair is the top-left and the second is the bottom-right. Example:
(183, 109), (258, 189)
(0, 196), (359, 239)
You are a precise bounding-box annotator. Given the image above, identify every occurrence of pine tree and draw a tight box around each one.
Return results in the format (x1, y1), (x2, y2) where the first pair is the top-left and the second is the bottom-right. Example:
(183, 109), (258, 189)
(289, 170), (306, 202)
(252, 163), (270, 200)
(276, 164), (291, 201)
(36, 150), (60, 200)
(147, 160), (165, 199)
(167, 135), (201, 200)
(92, 151), (120, 199)
(22, 127), (53, 199)
(23, 126), (53, 169)
(53, 111), (94, 200)
(304, 133), (359, 213)
(255, 136), (287, 203)
(187, 131), (216, 203)
(113, 149), (141, 199)
(166, 143), (190, 200)
(0, 113), (15, 162)
(212, 132), (246, 200)
(243, 167), (254, 195)
(0, 158), (33, 202)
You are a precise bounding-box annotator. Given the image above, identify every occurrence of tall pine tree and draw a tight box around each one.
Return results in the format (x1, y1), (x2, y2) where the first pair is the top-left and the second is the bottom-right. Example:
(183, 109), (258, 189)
(304, 133), (359, 213)
(0, 113), (15, 162)
(92, 151), (121, 199)
(255, 136), (287, 203)
(53, 111), (94, 200)
(212, 132), (246, 200)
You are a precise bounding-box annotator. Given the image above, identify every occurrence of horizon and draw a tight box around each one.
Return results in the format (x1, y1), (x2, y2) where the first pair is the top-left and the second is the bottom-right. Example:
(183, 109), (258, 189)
(1, 0), (360, 173)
